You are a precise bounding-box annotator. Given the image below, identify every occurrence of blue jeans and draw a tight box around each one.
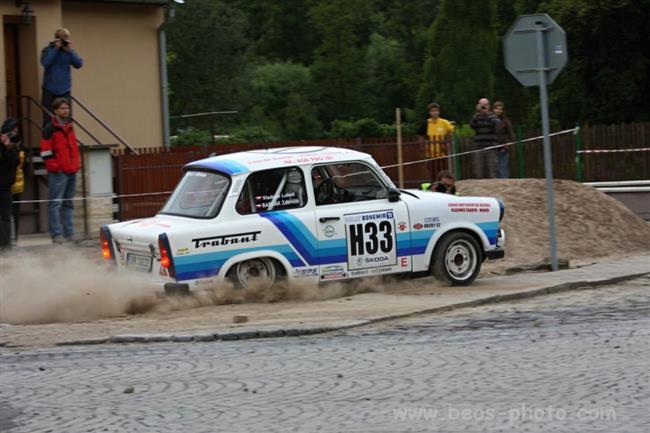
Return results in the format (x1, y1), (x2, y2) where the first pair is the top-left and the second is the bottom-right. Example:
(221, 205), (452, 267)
(497, 150), (509, 179)
(48, 172), (77, 239)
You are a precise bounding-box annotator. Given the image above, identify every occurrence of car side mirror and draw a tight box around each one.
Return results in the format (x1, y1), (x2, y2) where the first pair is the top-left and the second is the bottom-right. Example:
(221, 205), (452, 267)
(387, 187), (401, 202)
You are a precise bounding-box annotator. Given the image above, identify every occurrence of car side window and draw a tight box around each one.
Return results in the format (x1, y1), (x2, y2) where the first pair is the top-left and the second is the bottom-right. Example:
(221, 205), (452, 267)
(236, 167), (307, 214)
(312, 162), (387, 206)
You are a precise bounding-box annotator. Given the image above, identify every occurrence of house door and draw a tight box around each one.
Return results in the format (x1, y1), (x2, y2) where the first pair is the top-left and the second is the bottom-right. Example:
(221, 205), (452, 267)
(3, 22), (22, 119)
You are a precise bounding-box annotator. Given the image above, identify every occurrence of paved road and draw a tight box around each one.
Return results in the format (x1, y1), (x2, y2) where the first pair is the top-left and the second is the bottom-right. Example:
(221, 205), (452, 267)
(1, 276), (648, 433)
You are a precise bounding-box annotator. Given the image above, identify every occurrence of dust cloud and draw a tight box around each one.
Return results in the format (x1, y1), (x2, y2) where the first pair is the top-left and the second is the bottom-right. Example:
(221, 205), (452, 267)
(0, 248), (156, 325)
(0, 248), (418, 325)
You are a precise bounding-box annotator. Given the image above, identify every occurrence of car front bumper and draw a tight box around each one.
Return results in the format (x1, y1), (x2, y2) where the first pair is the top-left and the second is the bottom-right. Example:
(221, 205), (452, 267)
(486, 229), (505, 260)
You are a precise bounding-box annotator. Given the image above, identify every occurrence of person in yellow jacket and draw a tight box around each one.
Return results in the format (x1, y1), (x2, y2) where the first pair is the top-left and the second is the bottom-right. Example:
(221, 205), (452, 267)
(417, 102), (455, 158)
(4, 118), (25, 246)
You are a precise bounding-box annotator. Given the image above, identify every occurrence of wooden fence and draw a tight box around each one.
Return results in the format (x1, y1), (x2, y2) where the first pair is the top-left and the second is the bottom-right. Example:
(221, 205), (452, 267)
(113, 122), (650, 220)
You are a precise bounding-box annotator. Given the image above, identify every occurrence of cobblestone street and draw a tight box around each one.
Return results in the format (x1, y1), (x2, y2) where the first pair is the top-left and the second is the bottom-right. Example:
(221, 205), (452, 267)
(1, 276), (648, 432)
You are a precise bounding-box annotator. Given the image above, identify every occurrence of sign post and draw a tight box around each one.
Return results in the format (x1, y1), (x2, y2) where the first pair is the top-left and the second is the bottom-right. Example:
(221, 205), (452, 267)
(395, 108), (404, 188)
(504, 14), (567, 271)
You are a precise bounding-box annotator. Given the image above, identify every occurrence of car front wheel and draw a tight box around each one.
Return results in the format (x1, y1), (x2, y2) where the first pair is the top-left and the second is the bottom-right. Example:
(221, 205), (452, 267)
(431, 232), (482, 286)
(229, 257), (277, 290)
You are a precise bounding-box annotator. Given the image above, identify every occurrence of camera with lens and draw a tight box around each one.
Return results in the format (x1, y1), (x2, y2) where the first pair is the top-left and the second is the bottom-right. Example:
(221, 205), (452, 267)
(7, 131), (20, 143)
(61, 39), (70, 47)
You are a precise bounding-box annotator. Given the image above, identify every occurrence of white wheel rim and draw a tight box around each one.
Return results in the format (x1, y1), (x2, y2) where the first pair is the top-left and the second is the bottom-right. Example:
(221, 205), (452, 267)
(444, 240), (477, 281)
(236, 259), (275, 290)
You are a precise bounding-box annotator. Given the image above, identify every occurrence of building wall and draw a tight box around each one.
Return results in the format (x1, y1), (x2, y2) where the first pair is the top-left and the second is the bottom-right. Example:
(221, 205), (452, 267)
(1, 1), (166, 235)
(1, 0), (165, 148)
(0, 0), (63, 122)
(62, 1), (165, 148)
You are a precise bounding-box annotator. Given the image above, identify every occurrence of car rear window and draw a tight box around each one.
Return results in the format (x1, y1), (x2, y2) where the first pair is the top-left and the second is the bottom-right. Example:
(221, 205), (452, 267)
(159, 170), (230, 218)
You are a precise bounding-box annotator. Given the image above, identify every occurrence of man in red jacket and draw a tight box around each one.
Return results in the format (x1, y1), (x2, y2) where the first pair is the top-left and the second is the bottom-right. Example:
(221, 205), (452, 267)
(40, 98), (80, 243)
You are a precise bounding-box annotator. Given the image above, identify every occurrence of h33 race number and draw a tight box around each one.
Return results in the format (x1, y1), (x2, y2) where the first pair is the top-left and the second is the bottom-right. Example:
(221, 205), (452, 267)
(346, 218), (397, 270)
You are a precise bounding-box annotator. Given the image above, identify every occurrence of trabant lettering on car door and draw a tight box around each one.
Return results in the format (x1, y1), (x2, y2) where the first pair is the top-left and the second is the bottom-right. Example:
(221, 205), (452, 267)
(344, 210), (397, 270)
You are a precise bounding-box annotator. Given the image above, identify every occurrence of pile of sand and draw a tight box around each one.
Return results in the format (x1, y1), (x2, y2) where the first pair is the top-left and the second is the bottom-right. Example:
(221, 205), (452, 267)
(458, 179), (650, 272)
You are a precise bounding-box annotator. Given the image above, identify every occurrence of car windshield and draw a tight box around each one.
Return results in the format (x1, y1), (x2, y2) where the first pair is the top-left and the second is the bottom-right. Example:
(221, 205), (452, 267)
(160, 170), (230, 218)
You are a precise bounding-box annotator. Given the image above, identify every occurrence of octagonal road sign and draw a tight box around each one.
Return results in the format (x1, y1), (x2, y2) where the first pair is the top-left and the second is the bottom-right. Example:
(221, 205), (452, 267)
(504, 13), (567, 86)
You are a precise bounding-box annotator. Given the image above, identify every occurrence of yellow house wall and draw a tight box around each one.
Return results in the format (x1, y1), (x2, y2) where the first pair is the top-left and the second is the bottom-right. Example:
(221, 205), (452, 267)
(1, 1), (165, 148)
(0, 0), (62, 122)
(62, 2), (165, 148)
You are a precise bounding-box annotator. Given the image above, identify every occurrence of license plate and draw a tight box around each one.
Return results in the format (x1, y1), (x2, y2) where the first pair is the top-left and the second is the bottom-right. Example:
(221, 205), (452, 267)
(126, 254), (153, 272)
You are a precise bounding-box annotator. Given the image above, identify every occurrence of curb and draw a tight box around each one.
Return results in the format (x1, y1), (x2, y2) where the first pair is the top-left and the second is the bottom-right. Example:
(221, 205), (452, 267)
(55, 271), (649, 347)
(55, 321), (371, 347)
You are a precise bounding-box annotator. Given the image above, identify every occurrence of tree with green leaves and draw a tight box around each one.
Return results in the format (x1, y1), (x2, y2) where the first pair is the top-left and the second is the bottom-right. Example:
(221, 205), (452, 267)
(493, 0), (531, 125)
(381, 0), (441, 105)
(541, 0), (650, 125)
(417, 0), (498, 123)
(363, 33), (410, 123)
(309, 0), (374, 125)
(235, 0), (318, 64)
(248, 62), (322, 139)
(166, 0), (249, 117)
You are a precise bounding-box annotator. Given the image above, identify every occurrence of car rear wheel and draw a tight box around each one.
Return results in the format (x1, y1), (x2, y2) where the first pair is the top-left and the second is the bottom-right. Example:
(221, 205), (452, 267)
(229, 257), (277, 290)
(431, 232), (481, 286)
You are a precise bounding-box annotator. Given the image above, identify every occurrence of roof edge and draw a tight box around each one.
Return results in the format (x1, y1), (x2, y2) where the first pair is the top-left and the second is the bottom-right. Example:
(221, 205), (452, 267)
(65, 0), (170, 6)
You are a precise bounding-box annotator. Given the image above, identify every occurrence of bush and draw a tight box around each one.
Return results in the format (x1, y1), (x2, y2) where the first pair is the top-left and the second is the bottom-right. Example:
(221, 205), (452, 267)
(215, 126), (279, 144)
(327, 118), (398, 138)
(171, 128), (213, 146)
(453, 123), (475, 138)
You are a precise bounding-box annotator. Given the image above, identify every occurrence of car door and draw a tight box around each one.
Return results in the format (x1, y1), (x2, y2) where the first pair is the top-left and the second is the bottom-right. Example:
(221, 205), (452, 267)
(311, 161), (412, 281)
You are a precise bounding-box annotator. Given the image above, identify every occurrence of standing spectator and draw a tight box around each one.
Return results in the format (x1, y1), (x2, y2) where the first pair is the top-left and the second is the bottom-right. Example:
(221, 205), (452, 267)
(470, 98), (500, 178)
(3, 118), (25, 246)
(0, 119), (20, 250)
(493, 101), (515, 179)
(41, 28), (83, 126)
(41, 98), (80, 244)
(417, 102), (455, 159)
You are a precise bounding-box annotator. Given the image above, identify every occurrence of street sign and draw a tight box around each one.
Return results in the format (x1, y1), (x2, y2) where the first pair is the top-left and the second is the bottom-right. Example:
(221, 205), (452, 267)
(503, 13), (568, 272)
(504, 14), (567, 86)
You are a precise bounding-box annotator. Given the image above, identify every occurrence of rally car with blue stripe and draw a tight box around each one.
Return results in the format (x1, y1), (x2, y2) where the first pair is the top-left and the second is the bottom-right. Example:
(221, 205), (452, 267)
(101, 147), (505, 294)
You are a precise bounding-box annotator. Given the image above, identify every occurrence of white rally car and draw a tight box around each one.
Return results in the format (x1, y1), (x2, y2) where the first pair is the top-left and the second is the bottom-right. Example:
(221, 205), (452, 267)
(101, 147), (504, 294)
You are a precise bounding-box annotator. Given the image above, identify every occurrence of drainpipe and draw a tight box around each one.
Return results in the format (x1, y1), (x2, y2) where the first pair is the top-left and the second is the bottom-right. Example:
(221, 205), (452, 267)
(158, 4), (175, 148)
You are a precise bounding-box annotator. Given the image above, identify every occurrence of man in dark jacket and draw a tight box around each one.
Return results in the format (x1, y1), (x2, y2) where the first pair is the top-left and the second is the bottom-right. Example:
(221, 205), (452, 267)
(469, 98), (500, 178)
(41, 28), (83, 126)
(0, 119), (20, 249)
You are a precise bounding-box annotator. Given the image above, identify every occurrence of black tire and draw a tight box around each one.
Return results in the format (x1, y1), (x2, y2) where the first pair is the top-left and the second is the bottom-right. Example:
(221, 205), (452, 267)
(431, 231), (482, 286)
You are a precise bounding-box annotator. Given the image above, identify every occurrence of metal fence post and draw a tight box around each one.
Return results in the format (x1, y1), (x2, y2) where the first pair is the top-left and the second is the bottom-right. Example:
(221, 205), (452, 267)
(516, 125), (525, 178)
(575, 123), (583, 182)
(453, 134), (461, 180)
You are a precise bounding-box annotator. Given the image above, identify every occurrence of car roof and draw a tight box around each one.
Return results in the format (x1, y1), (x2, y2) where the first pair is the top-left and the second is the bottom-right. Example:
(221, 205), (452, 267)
(185, 146), (374, 175)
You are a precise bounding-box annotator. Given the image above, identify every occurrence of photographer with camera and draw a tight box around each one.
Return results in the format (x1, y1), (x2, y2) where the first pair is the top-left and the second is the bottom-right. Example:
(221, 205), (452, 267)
(0, 118), (20, 250)
(470, 98), (500, 178)
(40, 28), (83, 127)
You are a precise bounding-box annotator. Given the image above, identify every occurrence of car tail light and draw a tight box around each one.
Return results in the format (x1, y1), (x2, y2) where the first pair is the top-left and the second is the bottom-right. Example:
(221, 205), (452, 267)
(158, 233), (176, 279)
(99, 226), (115, 261)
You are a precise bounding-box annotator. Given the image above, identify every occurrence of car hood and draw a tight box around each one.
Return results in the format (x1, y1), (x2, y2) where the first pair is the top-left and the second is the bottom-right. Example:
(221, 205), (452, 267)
(401, 188), (501, 207)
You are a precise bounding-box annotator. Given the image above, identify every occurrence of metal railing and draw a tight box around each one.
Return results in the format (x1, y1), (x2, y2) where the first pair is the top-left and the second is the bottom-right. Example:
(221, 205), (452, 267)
(69, 95), (138, 154)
